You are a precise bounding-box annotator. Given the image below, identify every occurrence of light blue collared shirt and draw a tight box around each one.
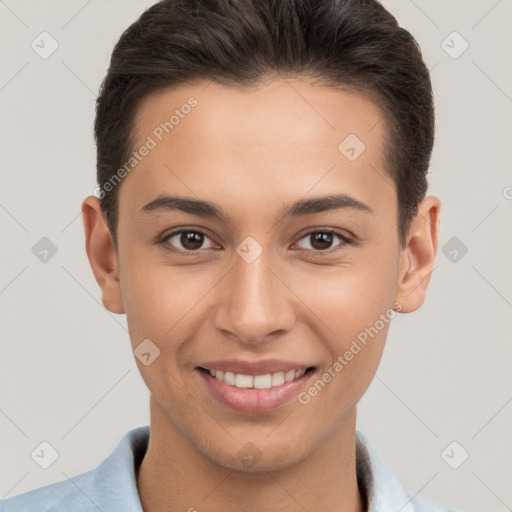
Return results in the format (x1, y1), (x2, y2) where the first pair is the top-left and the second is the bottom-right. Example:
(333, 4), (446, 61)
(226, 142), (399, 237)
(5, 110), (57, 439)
(1, 426), (456, 511)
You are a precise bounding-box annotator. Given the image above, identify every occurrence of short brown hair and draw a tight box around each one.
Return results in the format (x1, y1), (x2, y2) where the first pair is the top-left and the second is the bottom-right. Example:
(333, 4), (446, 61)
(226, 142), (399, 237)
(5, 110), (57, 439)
(94, 0), (434, 250)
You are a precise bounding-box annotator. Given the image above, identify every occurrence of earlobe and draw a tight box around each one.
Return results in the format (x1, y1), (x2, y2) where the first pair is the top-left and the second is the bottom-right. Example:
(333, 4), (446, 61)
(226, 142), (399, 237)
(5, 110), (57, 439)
(394, 196), (441, 313)
(81, 196), (125, 314)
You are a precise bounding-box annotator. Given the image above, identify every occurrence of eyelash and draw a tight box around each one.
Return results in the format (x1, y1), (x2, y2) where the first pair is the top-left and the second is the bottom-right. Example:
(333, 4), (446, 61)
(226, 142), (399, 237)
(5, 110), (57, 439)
(159, 228), (353, 256)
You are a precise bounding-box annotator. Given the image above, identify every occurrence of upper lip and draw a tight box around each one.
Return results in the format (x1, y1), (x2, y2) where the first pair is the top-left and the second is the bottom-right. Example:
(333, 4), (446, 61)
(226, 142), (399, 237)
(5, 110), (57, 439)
(198, 358), (314, 375)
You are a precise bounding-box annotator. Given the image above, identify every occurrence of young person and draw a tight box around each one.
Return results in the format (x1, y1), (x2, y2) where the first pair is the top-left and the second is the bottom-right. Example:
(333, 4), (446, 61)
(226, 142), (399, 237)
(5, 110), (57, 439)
(1, 0), (456, 510)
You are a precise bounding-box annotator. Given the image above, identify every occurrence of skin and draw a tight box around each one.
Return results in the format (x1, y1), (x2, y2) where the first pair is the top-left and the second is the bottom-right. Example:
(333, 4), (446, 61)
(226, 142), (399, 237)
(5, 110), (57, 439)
(82, 77), (440, 512)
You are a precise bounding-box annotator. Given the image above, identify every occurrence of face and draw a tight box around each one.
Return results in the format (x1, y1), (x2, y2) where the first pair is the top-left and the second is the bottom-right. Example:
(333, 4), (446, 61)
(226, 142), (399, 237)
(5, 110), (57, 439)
(83, 77), (439, 472)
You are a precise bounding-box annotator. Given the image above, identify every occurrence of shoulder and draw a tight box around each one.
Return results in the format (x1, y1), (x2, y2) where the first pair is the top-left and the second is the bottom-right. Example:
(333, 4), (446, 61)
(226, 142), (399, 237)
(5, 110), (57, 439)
(409, 493), (458, 512)
(355, 431), (459, 512)
(1, 426), (150, 512)
(0, 470), (99, 512)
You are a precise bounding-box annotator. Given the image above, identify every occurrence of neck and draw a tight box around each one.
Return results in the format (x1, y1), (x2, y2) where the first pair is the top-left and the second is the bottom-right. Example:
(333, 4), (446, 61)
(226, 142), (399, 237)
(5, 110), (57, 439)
(137, 396), (364, 512)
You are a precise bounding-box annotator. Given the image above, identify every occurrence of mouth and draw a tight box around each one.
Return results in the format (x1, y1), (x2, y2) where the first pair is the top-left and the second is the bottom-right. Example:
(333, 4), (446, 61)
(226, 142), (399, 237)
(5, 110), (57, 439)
(196, 365), (317, 414)
(197, 366), (316, 389)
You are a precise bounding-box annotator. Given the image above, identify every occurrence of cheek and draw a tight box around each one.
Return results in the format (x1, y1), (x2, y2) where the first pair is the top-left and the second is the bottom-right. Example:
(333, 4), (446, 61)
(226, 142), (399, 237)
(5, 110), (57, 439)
(120, 259), (220, 358)
(291, 253), (398, 341)
(120, 259), (181, 348)
(288, 248), (398, 400)
(119, 265), (199, 400)
(298, 314), (391, 418)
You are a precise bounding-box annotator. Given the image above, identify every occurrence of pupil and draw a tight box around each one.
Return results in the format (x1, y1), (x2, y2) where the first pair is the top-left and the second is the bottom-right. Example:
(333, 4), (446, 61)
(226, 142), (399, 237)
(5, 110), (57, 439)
(311, 232), (332, 250)
(182, 231), (203, 250)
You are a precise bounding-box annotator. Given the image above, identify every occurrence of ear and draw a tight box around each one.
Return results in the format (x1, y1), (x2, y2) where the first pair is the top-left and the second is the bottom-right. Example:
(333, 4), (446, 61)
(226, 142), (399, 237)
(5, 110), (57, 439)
(394, 196), (441, 313)
(81, 196), (125, 314)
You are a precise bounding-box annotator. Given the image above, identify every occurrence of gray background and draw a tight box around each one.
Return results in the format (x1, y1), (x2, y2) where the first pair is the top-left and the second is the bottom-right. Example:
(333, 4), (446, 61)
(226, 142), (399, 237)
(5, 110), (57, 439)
(1, 1), (511, 511)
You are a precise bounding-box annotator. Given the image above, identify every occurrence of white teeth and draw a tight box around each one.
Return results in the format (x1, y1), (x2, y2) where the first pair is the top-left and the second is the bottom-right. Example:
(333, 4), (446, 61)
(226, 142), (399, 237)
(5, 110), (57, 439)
(235, 374), (253, 388)
(271, 371), (285, 386)
(223, 371), (236, 385)
(285, 370), (295, 382)
(208, 368), (307, 389)
(253, 374), (272, 389)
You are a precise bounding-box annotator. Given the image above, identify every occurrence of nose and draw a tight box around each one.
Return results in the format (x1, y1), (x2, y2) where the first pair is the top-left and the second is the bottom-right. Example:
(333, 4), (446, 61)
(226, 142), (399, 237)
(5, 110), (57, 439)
(213, 249), (295, 345)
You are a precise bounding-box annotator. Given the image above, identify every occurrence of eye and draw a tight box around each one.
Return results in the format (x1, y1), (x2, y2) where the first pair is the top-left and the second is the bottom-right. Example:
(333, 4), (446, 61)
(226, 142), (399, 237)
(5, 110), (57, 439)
(294, 229), (351, 252)
(162, 229), (217, 252)
(160, 228), (352, 254)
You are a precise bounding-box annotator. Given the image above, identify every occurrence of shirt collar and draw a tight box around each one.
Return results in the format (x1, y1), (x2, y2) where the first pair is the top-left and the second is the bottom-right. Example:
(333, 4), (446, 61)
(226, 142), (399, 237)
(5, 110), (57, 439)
(356, 430), (417, 512)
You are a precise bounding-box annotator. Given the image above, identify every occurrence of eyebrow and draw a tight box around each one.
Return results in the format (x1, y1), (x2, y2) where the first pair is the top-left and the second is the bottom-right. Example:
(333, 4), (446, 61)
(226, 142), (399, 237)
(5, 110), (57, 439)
(140, 193), (373, 221)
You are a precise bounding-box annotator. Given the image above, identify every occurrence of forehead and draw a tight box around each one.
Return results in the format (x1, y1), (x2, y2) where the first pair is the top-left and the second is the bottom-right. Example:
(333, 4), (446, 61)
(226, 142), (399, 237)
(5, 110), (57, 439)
(133, 77), (385, 149)
(122, 78), (393, 221)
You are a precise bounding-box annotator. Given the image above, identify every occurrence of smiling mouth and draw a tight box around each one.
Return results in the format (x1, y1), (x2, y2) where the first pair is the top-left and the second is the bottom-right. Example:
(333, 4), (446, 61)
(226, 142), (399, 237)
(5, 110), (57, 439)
(198, 366), (316, 390)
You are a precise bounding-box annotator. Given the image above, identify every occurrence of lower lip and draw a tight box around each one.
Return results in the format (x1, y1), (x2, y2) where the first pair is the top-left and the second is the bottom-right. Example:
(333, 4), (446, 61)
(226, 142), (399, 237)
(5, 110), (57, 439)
(197, 368), (315, 414)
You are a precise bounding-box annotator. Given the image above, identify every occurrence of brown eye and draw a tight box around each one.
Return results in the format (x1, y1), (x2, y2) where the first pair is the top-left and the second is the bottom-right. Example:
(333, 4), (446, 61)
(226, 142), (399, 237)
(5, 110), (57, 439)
(180, 231), (204, 250)
(163, 229), (216, 252)
(310, 232), (334, 250)
(295, 230), (350, 252)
